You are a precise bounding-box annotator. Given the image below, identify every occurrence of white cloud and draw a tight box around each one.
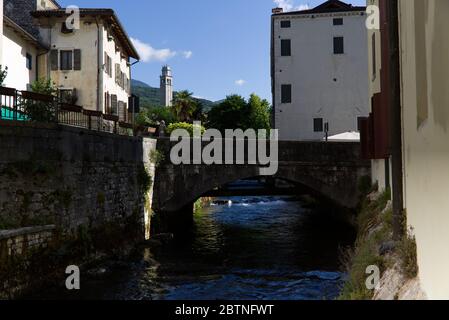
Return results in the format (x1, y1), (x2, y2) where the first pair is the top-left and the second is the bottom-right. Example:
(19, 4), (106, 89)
(182, 51), (193, 59)
(131, 37), (176, 63)
(273, 0), (309, 12)
(235, 79), (246, 86)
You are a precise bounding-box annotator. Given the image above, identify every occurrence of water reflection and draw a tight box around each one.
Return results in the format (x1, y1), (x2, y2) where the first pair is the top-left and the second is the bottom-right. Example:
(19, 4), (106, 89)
(30, 194), (355, 300)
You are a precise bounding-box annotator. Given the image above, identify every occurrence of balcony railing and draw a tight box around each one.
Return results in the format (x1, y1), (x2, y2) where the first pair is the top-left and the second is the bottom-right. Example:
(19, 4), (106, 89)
(0, 86), (152, 137)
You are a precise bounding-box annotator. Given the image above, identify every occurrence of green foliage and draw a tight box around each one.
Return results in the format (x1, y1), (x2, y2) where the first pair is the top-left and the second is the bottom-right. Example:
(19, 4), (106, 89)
(137, 165), (153, 192)
(358, 175), (373, 197)
(207, 94), (272, 132)
(398, 227), (419, 279)
(22, 78), (58, 122)
(149, 149), (165, 167)
(30, 78), (57, 96)
(339, 190), (392, 300)
(0, 65), (8, 86)
(171, 90), (198, 122)
(166, 122), (206, 137)
(247, 94), (272, 131)
(135, 105), (177, 127)
(131, 79), (217, 113)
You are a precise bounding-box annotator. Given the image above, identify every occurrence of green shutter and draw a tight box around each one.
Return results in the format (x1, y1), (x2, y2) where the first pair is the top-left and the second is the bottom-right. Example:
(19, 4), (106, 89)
(74, 49), (81, 70)
(50, 50), (59, 70)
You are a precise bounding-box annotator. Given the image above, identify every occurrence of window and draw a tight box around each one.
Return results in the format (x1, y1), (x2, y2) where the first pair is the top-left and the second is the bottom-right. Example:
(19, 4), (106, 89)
(59, 89), (77, 104)
(60, 50), (73, 70)
(280, 20), (291, 28)
(357, 117), (365, 132)
(281, 84), (292, 104)
(104, 54), (112, 77)
(314, 118), (324, 132)
(333, 37), (344, 54)
(111, 94), (118, 115)
(26, 53), (32, 70)
(281, 39), (291, 56)
(333, 18), (343, 26)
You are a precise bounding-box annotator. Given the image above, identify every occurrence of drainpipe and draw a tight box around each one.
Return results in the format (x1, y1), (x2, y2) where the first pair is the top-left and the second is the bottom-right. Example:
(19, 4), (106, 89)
(387, 0), (404, 240)
(130, 59), (140, 128)
(96, 18), (102, 112)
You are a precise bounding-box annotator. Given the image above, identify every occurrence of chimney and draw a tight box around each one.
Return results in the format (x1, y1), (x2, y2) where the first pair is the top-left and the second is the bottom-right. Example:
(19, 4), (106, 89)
(272, 7), (283, 14)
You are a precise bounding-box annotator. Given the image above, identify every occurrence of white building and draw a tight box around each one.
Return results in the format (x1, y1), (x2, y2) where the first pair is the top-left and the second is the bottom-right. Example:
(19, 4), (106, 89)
(32, 7), (140, 120)
(1, 0), (59, 90)
(271, 0), (370, 141)
(160, 65), (173, 107)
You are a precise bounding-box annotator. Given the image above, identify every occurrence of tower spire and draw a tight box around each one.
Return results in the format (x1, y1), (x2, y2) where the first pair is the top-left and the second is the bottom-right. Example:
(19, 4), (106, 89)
(160, 65), (173, 107)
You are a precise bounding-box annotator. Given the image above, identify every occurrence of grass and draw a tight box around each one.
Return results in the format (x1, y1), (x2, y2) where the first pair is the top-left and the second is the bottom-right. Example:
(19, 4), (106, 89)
(339, 189), (392, 300)
(398, 227), (419, 279)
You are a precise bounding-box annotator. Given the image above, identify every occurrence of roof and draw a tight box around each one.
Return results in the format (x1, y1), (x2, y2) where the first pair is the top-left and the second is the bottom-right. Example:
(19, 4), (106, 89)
(4, 0), (41, 39)
(272, 0), (366, 16)
(31, 8), (140, 60)
(326, 131), (361, 142)
(3, 15), (44, 48)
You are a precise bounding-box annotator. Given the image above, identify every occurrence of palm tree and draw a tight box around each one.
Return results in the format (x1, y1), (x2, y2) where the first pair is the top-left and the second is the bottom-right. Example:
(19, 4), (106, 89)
(171, 90), (197, 122)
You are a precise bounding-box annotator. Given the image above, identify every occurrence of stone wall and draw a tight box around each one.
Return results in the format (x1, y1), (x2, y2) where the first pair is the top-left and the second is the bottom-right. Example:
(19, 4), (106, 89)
(0, 225), (55, 259)
(0, 120), (156, 239)
(0, 121), (157, 297)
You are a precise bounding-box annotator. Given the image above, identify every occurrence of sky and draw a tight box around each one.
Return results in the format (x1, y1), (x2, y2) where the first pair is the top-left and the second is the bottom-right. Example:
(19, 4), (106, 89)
(58, 0), (366, 102)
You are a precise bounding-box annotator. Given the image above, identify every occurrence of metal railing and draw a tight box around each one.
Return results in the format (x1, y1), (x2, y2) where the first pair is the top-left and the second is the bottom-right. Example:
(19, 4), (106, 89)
(0, 86), (152, 137)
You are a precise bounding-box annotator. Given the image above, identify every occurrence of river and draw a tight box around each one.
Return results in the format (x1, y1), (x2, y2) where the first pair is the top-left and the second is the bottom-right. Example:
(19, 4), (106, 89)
(35, 189), (355, 300)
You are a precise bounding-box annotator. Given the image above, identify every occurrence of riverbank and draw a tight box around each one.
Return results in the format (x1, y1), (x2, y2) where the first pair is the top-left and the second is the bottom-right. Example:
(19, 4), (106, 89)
(339, 190), (427, 300)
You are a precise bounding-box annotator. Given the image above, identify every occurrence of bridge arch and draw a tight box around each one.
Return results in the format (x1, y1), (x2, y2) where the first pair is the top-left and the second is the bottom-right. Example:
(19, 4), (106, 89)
(152, 139), (371, 214)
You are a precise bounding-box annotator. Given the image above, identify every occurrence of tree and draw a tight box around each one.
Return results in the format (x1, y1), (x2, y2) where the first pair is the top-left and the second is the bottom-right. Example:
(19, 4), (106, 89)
(171, 90), (197, 122)
(135, 105), (176, 127)
(0, 65), (8, 86)
(207, 94), (247, 132)
(245, 94), (271, 131)
(207, 94), (272, 132)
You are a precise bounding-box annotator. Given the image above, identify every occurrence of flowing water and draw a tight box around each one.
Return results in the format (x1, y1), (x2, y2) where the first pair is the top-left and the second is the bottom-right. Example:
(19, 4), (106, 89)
(35, 191), (355, 300)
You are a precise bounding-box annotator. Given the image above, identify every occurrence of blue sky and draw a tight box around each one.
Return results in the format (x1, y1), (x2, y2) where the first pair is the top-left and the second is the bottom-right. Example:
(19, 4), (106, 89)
(59, 0), (366, 102)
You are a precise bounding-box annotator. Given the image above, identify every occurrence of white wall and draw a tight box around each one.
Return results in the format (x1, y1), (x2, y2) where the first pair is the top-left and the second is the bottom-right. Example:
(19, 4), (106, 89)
(1, 26), (37, 90)
(273, 12), (370, 141)
(0, 0), (3, 65)
(48, 19), (99, 110)
(399, 0), (449, 300)
(101, 25), (131, 114)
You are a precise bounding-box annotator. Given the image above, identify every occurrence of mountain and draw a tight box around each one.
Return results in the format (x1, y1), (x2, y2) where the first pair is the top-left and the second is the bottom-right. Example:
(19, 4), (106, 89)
(131, 79), (218, 112)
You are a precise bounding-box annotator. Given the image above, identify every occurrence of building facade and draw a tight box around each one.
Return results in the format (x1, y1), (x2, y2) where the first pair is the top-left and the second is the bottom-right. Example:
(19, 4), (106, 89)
(160, 65), (173, 107)
(361, 0), (449, 299)
(1, 0), (55, 90)
(31, 8), (139, 119)
(271, 0), (370, 141)
(1, 1), (139, 121)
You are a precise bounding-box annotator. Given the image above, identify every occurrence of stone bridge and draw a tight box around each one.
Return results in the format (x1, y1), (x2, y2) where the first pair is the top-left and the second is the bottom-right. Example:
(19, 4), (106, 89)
(152, 139), (371, 216)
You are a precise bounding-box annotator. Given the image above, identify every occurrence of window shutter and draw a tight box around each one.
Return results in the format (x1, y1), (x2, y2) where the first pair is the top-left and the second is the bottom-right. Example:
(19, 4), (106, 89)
(74, 49), (81, 70)
(115, 64), (120, 84)
(50, 50), (59, 70)
(104, 52), (108, 75)
(111, 94), (118, 115)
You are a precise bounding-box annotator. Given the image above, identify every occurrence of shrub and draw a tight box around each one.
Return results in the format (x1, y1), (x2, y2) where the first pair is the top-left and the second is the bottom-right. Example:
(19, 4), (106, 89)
(399, 228), (419, 279)
(149, 150), (165, 167)
(166, 122), (205, 136)
(0, 65), (8, 86)
(22, 78), (58, 122)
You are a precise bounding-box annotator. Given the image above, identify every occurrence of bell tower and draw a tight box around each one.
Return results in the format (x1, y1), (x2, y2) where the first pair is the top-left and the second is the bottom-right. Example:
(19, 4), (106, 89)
(160, 65), (173, 107)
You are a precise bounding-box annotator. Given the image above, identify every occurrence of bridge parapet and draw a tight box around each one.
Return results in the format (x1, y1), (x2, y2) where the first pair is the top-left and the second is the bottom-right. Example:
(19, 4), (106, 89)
(152, 139), (371, 214)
